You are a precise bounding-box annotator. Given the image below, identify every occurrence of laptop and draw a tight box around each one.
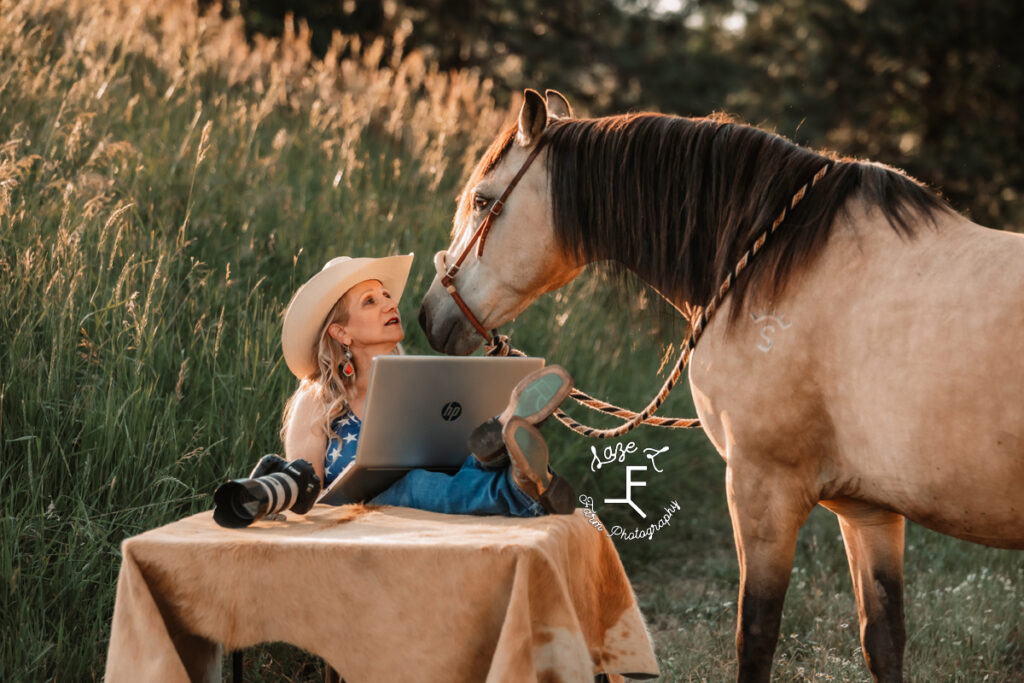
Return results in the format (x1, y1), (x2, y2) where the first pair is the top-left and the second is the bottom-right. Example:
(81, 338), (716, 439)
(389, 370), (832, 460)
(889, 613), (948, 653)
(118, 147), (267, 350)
(318, 355), (545, 505)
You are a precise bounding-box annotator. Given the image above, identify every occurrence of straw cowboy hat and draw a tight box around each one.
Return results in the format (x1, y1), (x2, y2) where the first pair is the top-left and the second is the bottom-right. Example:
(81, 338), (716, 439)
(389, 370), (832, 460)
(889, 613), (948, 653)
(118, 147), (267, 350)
(282, 253), (414, 378)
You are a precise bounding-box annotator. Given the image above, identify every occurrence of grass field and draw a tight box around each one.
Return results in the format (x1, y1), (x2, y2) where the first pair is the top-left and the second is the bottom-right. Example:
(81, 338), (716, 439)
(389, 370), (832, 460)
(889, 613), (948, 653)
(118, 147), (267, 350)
(1, 0), (1021, 680)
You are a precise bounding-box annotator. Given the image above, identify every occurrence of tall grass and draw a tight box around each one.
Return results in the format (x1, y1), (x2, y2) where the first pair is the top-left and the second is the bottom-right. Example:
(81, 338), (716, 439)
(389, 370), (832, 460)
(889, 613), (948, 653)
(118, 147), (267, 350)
(0, 0), (502, 677)
(0, 0), (1020, 680)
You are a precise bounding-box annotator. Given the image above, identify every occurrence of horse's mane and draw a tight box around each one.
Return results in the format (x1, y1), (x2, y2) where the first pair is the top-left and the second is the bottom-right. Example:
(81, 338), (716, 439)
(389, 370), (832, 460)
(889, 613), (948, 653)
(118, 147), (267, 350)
(542, 113), (952, 320)
(462, 113), (950, 322)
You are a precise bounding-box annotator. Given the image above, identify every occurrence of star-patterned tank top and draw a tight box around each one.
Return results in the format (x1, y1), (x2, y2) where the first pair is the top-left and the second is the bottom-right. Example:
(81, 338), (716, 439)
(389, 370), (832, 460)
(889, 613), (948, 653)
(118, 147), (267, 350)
(324, 412), (361, 487)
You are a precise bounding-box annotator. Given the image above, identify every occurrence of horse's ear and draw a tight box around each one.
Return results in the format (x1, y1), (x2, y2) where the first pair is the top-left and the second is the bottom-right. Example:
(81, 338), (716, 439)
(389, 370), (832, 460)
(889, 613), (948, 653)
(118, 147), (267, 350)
(545, 89), (573, 119)
(517, 89), (547, 147)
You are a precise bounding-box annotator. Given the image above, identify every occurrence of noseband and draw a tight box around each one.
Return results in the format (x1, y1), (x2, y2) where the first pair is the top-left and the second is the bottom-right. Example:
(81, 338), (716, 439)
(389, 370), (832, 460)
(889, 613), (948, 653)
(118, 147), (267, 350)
(433, 137), (549, 343)
(432, 130), (830, 438)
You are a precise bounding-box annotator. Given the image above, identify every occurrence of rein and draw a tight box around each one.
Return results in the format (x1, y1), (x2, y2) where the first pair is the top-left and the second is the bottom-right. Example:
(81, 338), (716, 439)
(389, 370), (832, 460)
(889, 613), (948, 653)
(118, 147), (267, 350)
(436, 139), (831, 439)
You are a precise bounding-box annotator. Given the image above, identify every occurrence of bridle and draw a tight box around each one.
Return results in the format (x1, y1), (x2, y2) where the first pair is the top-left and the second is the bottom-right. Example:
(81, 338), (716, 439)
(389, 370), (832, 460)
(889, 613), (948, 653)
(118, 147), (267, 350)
(431, 130), (831, 438)
(433, 137), (549, 344)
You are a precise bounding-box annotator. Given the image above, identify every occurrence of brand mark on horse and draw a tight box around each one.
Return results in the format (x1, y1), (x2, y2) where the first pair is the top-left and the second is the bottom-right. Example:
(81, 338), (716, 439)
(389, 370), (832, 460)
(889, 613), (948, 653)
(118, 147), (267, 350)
(750, 308), (793, 352)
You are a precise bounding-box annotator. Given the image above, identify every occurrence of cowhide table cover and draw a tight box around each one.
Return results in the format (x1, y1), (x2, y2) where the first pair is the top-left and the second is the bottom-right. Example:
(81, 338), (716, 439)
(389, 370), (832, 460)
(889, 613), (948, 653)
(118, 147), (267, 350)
(105, 504), (660, 682)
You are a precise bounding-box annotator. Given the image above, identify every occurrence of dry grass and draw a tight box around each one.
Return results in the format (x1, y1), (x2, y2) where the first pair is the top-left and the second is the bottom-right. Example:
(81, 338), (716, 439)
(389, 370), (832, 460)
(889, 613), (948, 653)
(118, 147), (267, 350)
(1, 0), (1020, 680)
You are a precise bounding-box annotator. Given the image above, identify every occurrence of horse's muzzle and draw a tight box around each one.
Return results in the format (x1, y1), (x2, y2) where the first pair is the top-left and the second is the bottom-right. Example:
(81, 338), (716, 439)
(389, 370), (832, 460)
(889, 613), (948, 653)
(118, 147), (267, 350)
(418, 288), (481, 356)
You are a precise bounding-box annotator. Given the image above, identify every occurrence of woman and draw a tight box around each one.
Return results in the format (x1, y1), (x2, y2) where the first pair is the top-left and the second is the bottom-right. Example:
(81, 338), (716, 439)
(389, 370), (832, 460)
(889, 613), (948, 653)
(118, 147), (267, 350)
(278, 253), (575, 516)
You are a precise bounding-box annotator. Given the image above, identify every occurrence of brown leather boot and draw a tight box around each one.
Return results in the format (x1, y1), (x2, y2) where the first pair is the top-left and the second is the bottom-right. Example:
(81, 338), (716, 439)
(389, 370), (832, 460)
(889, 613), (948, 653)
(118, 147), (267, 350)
(469, 365), (574, 468)
(502, 417), (576, 514)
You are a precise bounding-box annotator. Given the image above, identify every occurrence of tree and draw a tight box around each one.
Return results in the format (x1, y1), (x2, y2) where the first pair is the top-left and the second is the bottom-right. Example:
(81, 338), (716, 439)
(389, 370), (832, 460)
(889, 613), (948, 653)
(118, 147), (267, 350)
(213, 0), (1023, 228)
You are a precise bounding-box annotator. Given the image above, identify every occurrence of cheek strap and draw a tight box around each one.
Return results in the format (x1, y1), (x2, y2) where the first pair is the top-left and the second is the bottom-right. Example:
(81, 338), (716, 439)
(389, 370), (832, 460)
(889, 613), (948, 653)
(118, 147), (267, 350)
(434, 138), (549, 343)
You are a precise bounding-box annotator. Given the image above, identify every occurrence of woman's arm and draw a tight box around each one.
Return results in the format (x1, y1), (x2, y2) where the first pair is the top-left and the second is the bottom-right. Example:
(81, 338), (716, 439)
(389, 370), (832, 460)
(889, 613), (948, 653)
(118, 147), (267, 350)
(283, 384), (327, 483)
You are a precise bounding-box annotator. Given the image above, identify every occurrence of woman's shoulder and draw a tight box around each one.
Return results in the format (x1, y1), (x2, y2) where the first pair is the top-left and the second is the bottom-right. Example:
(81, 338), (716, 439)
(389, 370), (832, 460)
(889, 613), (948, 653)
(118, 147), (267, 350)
(284, 380), (328, 432)
(291, 379), (319, 407)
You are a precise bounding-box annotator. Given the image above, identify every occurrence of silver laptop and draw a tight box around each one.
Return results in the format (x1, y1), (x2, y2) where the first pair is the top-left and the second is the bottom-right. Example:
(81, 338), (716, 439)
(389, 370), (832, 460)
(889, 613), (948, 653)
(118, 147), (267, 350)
(318, 355), (545, 505)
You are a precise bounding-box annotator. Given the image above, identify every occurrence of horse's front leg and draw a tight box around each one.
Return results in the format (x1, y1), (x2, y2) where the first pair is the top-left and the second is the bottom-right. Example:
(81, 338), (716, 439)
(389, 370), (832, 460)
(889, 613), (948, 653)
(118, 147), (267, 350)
(826, 500), (906, 683)
(726, 460), (815, 682)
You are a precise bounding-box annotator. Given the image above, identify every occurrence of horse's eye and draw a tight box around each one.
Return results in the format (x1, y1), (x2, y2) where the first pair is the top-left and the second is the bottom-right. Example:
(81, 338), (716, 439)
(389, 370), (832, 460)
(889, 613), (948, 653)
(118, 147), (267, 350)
(473, 193), (491, 211)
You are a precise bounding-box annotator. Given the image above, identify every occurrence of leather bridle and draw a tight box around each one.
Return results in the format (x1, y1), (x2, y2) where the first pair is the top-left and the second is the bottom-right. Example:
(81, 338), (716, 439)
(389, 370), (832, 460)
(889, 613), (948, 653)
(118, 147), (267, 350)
(433, 137), (549, 344)
(430, 126), (831, 438)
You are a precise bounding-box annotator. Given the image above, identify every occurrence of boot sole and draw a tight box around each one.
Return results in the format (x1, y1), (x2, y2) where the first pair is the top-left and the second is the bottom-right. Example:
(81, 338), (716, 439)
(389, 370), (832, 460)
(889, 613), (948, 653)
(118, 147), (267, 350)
(498, 365), (573, 426)
(468, 365), (573, 468)
(503, 418), (576, 515)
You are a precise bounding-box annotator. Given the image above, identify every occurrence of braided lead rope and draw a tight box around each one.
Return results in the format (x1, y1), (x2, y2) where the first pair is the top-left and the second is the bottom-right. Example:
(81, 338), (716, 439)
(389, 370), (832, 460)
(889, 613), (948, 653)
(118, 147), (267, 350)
(487, 332), (696, 437)
(486, 336), (702, 429)
(486, 162), (832, 439)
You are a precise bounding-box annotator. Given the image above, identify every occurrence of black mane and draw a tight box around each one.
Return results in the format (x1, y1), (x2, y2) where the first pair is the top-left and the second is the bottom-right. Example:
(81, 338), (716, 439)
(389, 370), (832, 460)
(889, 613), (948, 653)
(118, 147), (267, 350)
(540, 113), (950, 319)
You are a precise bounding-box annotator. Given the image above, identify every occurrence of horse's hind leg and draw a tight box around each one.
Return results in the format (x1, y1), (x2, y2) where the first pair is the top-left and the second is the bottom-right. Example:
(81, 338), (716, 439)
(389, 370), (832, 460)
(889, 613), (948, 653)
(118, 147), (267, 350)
(832, 501), (906, 683)
(726, 463), (814, 683)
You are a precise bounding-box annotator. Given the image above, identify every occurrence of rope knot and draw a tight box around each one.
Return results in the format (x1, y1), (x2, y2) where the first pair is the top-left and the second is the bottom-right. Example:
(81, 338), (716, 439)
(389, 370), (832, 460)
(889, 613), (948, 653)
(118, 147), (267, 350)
(485, 335), (513, 357)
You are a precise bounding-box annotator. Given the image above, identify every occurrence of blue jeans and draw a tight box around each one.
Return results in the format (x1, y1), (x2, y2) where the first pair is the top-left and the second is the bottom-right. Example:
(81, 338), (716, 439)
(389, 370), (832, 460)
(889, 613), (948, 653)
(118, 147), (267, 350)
(369, 455), (546, 518)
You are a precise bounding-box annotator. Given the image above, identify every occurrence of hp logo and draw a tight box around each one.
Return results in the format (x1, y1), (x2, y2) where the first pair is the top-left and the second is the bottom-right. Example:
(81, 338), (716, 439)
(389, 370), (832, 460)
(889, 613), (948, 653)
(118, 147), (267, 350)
(441, 402), (462, 421)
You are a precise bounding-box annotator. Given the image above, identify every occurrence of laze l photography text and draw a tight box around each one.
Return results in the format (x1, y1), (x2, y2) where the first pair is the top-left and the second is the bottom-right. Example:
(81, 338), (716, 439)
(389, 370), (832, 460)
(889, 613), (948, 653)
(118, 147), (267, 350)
(580, 495), (681, 541)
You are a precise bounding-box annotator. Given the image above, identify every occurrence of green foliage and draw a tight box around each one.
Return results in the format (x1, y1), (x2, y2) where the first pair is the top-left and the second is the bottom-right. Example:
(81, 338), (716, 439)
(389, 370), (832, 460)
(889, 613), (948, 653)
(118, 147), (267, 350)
(726, 0), (1024, 229)
(222, 0), (1024, 229)
(1, 0), (1020, 681)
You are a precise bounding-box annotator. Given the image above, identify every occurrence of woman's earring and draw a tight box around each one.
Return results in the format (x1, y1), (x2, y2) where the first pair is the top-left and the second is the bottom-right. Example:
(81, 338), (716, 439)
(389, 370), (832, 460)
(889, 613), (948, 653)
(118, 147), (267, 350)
(341, 346), (355, 379)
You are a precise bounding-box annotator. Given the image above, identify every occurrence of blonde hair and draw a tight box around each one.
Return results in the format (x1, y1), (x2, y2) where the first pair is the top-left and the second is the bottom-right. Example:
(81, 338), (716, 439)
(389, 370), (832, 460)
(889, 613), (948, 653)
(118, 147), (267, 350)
(281, 294), (354, 444)
(280, 290), (404, 445)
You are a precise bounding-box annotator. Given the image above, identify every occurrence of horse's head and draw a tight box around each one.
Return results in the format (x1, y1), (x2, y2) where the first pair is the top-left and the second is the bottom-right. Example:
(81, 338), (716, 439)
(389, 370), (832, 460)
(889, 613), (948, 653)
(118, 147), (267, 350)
(419, 89), (585, 355)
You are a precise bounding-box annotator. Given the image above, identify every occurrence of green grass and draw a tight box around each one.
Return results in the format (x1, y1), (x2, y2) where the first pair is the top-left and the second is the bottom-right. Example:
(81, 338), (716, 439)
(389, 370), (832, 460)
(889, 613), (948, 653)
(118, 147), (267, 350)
(0, 0), (1020, 680)
(630, 510), (1024, 682)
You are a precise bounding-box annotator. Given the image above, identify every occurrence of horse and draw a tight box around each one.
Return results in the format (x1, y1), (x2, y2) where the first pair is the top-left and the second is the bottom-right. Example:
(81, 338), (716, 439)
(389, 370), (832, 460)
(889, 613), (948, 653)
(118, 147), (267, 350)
(418, 89), (1024, 682)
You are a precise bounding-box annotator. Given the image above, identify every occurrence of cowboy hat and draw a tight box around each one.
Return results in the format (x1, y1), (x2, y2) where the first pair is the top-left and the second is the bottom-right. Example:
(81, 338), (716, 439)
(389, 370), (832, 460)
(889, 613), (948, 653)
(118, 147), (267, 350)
(282, 253), (414, 378)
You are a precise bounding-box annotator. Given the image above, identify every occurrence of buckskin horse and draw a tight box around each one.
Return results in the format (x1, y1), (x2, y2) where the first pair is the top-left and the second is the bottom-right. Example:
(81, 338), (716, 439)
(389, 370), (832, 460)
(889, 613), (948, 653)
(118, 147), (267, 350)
(418, 89), (1024, 682)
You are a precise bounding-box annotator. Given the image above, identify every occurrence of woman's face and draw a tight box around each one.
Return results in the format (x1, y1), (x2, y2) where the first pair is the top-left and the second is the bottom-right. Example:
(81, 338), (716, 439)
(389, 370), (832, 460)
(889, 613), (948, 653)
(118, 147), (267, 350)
(329, 279), (404, 350)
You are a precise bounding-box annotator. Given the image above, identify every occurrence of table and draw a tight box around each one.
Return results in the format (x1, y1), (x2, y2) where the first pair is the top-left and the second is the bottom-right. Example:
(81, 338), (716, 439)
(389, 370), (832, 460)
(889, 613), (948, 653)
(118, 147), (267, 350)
(105, 504), (661, 682)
